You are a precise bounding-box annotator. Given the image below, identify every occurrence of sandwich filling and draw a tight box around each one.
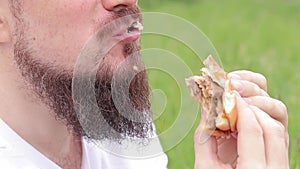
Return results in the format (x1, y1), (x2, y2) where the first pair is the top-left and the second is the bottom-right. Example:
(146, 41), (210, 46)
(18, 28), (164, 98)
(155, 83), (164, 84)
(186, 55), (237, 137)
(186, 70), (229, 132)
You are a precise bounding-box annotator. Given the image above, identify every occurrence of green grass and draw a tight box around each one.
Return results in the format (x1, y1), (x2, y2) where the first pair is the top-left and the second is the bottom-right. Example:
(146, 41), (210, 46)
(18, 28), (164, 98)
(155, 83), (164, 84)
(139, 0), (300, 168)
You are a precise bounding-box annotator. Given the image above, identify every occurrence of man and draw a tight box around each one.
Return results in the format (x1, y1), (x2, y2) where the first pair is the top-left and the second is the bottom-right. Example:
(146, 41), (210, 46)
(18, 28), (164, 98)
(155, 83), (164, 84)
(0, 0), (289, 169)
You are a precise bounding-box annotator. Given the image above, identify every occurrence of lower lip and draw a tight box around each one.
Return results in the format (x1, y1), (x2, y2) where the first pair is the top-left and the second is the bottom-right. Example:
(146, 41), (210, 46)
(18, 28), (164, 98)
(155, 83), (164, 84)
(119, 31), (141, 43)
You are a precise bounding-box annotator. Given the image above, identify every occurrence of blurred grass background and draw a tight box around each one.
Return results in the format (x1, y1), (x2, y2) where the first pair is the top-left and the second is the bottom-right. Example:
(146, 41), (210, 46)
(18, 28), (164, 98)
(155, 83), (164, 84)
(138, 0), (300, 168)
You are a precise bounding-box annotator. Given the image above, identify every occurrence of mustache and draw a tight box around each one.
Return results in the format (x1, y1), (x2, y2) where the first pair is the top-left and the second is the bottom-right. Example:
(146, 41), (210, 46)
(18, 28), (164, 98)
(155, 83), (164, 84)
(100, 5), (142, 28)
(82, 6), (142, 71)
(112, 6), (142, 21)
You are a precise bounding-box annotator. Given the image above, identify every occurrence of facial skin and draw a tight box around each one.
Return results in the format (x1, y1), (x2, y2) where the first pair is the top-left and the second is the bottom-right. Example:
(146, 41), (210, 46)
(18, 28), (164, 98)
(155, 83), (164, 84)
(11, 1), (138, 68)
(11, 1), (152, 141)
(2, 0), (152, 142)
(0, 0), (154, 168)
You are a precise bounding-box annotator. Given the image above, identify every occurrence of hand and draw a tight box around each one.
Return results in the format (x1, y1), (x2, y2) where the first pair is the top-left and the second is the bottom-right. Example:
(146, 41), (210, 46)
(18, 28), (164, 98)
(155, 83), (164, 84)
(194, 70), (289, 169)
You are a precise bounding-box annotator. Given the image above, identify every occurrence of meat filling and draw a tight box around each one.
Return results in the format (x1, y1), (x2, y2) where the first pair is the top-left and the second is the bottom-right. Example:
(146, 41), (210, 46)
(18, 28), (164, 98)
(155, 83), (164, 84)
(185, 71), (230, 131)
(197, 72), (225, 130)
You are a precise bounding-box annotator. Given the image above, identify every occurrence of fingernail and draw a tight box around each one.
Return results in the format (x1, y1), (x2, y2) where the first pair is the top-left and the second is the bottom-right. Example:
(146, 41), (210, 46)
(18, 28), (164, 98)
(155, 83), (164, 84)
(228, 73), (241, 80)
(199, 130), (211, 144)
(231, 80), (242, 91)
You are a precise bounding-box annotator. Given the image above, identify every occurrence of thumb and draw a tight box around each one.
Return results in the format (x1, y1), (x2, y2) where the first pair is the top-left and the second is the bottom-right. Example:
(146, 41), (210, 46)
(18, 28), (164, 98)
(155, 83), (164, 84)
(194, 109), (229, 169)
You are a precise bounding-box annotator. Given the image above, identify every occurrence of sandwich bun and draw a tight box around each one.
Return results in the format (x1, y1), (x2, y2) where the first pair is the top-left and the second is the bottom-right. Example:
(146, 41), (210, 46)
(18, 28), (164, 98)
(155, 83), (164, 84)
(185, 55), (237, 137)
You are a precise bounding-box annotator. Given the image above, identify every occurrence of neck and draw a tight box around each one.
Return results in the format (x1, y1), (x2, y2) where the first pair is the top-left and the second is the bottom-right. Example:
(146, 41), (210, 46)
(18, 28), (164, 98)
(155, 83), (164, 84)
(0, 56), (82, 168)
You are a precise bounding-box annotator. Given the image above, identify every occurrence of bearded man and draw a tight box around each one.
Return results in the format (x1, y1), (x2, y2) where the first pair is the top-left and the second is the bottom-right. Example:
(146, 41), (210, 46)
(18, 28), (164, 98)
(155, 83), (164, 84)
(0, 0), (168, 168)
(0, 0), (289, 169)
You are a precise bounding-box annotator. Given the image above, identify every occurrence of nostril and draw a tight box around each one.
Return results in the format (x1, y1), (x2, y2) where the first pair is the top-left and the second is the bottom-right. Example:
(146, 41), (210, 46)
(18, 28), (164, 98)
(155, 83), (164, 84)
(112, 5), (128, 12)
(102, 0), (138, 12)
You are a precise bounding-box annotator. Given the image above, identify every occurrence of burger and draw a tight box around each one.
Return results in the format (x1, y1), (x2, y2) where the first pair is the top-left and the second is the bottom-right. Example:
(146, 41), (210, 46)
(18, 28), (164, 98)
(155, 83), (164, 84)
(185, 55), (237, 137)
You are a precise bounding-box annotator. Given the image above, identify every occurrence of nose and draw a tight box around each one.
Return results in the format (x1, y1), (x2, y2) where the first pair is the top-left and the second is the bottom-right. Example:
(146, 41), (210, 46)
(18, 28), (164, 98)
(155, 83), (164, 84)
(102, 0), (138, 11)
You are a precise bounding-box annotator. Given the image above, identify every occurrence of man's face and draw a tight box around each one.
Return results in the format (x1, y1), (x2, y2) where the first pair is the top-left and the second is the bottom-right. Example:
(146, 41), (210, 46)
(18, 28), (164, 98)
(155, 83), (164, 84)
(9, 0), (153, 141)
(12, 1), (134, 69)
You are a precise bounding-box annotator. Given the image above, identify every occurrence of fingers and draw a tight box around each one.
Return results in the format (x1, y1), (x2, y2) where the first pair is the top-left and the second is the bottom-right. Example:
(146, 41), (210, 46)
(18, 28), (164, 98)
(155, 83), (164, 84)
(230, 70), (288, 129)
(194, 128), (233, 169)
(245, 96), (288, 128)
(229, 70), (268, 91)
(251, 106), (289, 169)
(235, 94), (267, 168)
(231, 79), (269, 97)
(236, 92), (289, 169)
(225, 70), (288, 169)
(217, 137), (238, 167)
(194, 110), (232, 169)
(194, 125), (219, 168)
(194, 109), (218, 167)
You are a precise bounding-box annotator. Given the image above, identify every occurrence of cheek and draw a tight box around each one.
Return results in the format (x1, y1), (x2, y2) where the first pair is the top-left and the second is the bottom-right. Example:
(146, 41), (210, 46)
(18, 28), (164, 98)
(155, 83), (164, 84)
(21, 1), (101, 67)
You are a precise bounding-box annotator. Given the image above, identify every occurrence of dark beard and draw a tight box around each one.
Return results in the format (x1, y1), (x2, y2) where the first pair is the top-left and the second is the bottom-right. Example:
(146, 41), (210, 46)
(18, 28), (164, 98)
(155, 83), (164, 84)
(12, 5), (154, 141)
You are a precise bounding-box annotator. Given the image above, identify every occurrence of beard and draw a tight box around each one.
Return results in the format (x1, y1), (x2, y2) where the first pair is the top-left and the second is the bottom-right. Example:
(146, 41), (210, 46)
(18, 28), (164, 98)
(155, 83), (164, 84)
(11, 5), (153, 141)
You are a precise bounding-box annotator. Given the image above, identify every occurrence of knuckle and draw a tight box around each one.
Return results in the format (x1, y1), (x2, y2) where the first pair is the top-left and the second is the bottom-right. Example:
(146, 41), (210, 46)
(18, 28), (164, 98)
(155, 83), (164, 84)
(274, 100), (288, 126)
(286, 132), (289, 147)
(256, 72), (268, 90)
(253, 83), (262, 93)
(260, 74), (267, 86)
(276, 100), (288, 114)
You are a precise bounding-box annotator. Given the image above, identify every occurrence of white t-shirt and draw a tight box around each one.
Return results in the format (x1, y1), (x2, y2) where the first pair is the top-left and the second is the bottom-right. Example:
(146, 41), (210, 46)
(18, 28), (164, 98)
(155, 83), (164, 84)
(0, 119), (168, 169)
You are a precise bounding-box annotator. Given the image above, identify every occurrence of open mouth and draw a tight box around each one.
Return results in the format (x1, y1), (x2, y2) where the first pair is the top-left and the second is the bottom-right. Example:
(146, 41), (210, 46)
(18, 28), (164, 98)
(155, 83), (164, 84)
(127, 21), (144, 33)
(114, 21), (144, 43)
